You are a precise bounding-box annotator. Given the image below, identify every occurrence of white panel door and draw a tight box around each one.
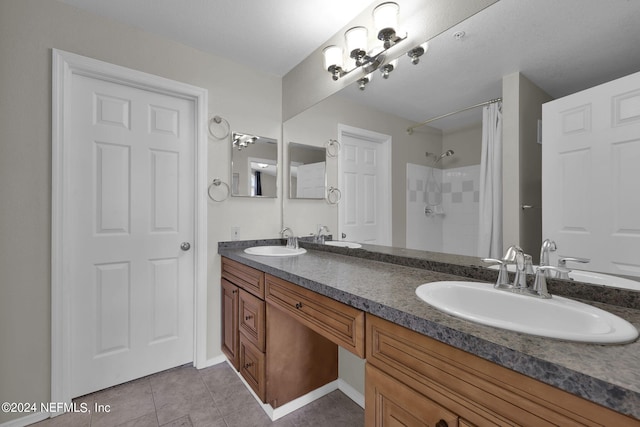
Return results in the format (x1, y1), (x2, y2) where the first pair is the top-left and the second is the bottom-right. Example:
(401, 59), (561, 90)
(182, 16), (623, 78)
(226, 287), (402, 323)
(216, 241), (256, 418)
(542, 71), (640, 277)
(339, 130), (391, 245)
(68, 73), (195, 397)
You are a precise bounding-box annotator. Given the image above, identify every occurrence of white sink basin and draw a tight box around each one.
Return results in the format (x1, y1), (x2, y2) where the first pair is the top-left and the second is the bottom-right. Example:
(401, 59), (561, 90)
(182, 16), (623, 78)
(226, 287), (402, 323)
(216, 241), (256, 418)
(324, 241), (362, 249)
(415, 281), (638, 344)
(488, 264), (640, 290)
(244, 246), (307, 257)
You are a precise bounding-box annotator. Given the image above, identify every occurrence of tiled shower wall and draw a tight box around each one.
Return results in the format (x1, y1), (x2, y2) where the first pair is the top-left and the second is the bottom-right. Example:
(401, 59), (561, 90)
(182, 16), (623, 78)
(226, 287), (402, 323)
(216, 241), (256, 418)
(406, 163), (480, 257)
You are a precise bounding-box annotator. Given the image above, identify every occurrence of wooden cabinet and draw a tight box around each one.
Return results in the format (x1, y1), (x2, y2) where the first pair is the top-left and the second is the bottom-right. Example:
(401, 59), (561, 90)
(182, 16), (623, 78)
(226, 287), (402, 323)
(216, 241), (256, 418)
(366, 363), (459, 427)
(366, 314), (639, 426)
(221, 257), (338, 408)
(265, 273), (365, 357)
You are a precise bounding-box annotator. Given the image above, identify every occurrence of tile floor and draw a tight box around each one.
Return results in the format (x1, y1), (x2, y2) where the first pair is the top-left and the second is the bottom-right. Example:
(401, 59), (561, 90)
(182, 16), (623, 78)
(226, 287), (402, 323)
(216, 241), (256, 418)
(31, 362), (364, 427)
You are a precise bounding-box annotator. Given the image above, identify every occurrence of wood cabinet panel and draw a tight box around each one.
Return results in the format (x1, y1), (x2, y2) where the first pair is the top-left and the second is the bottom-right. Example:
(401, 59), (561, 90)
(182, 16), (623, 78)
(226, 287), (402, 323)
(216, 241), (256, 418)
(366, 314), (638, 426)
(265, 274), (365, 357)
(266, 302), (338, 408)
(239, 333), (266, 401)
(366, 364), (459, 427)
(221, 279), (239, 370)
(222, 257), (265, 298)
(239, 289), (265, 352)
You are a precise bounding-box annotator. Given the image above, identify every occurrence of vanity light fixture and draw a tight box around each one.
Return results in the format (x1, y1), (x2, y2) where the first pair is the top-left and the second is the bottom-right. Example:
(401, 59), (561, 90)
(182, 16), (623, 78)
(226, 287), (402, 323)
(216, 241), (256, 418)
(322, 2), (406, 82)
(407, 42), (429, 65)
(322, 2), (430, 87)
(357, 72), (373, 90)
(380, 58), (397, 79)
(232, 132), (259, 150)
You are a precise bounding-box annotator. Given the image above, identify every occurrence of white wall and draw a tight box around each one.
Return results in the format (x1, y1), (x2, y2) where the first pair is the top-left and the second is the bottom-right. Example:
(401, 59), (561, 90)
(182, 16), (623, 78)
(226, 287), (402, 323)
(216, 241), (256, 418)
(0, 1), (281, 423)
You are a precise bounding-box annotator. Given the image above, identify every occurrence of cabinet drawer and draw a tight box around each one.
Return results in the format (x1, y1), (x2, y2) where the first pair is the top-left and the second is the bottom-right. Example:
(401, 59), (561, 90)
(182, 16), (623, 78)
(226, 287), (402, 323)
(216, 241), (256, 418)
(239, 334), (265, 402)
(265, 274), (365, 357)
(366, 363), (458, 427)
(222, 257), (265, 298)
(239, 289), (265, 352)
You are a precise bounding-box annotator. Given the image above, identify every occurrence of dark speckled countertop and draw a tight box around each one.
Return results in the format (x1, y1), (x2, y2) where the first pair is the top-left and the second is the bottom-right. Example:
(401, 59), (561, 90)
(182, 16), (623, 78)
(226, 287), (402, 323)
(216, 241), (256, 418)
(218, 240), (640, 420)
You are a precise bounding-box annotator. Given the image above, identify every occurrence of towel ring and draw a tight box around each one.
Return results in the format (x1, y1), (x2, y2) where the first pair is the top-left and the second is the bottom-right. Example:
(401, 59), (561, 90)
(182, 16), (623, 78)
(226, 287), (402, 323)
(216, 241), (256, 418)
(326, 186), (342, 204)
(326, 139), (340, 157)
(208, 178), (230, 202)
(208, 115), (230, 140)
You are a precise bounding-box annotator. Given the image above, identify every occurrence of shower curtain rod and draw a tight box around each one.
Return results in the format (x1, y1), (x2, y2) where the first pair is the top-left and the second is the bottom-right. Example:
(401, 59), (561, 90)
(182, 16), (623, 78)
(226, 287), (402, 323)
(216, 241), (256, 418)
(406, 97), (502, 135)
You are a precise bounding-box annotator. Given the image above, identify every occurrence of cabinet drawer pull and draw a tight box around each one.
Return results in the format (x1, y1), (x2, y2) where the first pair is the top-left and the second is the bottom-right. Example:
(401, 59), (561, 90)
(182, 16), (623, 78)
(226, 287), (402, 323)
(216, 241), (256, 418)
(232, 289), (237, 294)
(245, 315), (253, 321)
(295, 302), (303, 309)
(435, 420), (448, 427)
(243, 362), (254, 369)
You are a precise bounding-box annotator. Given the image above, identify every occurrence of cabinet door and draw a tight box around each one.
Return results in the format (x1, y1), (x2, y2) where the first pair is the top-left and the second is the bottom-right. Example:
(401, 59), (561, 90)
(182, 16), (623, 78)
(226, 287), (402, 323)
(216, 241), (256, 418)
(366, 364), (459, 427)
(221, 279), (239, 370)
(239, 333), (266, 402)
(239, 289), (265, 351)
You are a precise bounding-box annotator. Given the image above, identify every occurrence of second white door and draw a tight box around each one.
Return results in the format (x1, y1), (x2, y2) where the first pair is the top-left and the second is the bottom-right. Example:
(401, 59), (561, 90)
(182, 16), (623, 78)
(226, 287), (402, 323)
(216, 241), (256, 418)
(338, 126), (391, 245)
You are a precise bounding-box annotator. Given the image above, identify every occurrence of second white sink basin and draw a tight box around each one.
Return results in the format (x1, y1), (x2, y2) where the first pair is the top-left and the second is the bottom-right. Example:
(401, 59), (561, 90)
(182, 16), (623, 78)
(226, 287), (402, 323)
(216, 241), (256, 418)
(488, 264), (640, 290)
(244, 246), (307, 257)
(415, 281), (638, 344)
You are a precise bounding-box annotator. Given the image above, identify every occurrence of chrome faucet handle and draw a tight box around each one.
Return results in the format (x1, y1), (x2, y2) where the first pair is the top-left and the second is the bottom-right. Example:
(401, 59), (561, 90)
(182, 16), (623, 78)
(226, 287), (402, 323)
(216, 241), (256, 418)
(482, 258), (511, 289)
(532, 265), (571, 298)
(556, 257), (589, 279)
(558, 256), (590, 266)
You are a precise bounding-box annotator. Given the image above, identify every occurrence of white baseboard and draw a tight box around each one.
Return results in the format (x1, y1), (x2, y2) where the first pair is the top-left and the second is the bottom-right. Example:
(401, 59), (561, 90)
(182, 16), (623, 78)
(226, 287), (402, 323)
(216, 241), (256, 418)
(200, 354), (227, 369)
(222, 358), (366, 420)
(337, 378), (365, 408)
(0, 411), (49, 427)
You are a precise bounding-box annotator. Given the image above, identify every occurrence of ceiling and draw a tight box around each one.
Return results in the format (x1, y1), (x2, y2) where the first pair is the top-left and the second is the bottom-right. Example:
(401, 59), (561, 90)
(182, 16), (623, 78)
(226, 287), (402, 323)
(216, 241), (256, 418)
(57, 0), (640, 130)
(56, 0), (375, 77)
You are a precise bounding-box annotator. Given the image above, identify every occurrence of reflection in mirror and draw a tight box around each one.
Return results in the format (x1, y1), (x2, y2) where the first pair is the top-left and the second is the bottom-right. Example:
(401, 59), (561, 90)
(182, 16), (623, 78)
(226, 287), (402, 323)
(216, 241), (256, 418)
(231, 132), (278, 198)
(282, 0), (640, 288)
(289, 143), (326, 199)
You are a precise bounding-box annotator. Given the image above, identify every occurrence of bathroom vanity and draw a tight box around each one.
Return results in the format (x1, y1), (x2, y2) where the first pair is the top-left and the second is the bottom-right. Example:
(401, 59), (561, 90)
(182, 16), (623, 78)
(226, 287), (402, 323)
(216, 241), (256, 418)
(218, 242), (640, 425)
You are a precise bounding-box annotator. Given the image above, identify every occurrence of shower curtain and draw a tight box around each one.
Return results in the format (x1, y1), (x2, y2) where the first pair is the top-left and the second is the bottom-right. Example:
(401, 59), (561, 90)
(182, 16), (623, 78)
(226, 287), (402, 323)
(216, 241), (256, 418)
(478, 101), (503, 258)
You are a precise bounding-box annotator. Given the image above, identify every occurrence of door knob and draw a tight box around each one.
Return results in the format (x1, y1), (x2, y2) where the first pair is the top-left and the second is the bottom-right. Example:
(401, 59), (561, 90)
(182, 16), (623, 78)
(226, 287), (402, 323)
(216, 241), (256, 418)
(180, 242), (191, 251)
(342, 233), (346, 238)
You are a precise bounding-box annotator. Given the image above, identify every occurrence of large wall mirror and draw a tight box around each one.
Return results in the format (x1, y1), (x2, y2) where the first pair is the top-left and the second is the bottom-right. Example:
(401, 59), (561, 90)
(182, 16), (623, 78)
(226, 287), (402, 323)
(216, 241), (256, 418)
(289, 143), (326, 199)
(282, 0), (640, 288)
(231, 132), (278, 198)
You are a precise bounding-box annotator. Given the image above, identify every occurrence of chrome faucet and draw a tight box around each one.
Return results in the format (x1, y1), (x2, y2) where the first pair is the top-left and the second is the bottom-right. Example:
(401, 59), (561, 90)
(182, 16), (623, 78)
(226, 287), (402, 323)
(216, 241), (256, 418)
(315, 225), (330, 244)
(539, 239), (557, 267)
(280, 227), (293, 238)
(540, 239), (557, 278)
